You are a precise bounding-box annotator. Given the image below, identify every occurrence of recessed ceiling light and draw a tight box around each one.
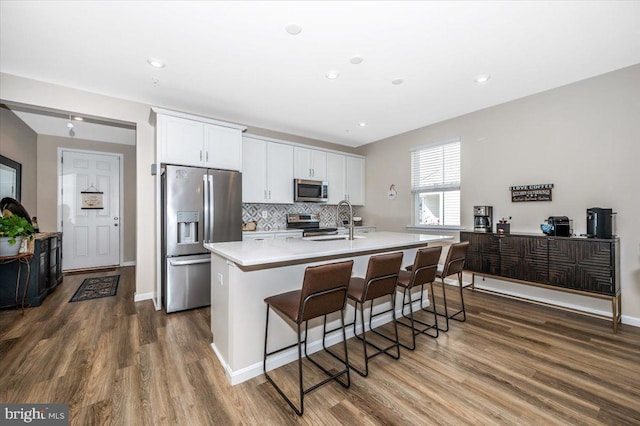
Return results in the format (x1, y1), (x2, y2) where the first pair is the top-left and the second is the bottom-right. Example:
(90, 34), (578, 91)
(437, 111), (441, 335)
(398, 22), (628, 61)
(350, 55), (364, 65)
(391, 78), (404, 85)
(285, 23), (302, 35)
(147, 58), (166, 69)
(326, 70), (340, 80)
(474, 74), (491, 84)
(67, 122), (74, 129)
(359, 122), (367, 127)
(73, 116), (83, 121)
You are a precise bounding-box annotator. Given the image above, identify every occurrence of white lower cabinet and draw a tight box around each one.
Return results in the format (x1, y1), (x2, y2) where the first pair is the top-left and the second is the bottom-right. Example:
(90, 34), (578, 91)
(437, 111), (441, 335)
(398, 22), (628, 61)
(337, 226), (375, 235)
(243, 231), (302, 241)
(242, 137), (293, 204)
(242, 232), (275, 241)
(275, 231), (303, 239)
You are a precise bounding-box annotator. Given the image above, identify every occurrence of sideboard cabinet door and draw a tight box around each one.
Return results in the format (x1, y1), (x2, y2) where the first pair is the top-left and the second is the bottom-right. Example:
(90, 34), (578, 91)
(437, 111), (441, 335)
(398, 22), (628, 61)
(460, 232), (500, 275)
(548, 238), (614, 295)
(499, 235), (548, 284)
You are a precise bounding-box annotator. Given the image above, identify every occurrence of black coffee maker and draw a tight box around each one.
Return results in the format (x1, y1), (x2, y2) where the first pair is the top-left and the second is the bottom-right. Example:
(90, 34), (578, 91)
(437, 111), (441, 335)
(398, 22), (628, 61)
(586, 207), (614, 238)
(473, 206), (493, 232)
(546, 216), (571, 237)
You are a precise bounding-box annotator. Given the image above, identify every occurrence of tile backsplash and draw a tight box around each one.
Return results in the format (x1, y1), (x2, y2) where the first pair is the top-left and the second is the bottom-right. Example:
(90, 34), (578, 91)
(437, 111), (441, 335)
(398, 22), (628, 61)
(242, 203), (357, 231)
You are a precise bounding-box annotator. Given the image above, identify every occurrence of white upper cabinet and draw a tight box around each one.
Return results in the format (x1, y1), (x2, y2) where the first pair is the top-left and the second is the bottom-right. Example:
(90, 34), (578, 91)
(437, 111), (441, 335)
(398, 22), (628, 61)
(346, 155), (365, 205)
(155, 108), (246, 170)
(294, 147), (327, 181)
(158, 115), (204, 167)
(204, 124), (242, 170)
(242, 137), (268, 203)
(242, 137), (293, 204)
(268, 142), (295, 203)
(326, 152), (346, 205)
(325, 153), (365, 205)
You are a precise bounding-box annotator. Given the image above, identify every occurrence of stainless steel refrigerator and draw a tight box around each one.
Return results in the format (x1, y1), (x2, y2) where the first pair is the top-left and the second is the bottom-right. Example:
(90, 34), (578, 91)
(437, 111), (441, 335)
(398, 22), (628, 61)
(162, 165), (242, 313)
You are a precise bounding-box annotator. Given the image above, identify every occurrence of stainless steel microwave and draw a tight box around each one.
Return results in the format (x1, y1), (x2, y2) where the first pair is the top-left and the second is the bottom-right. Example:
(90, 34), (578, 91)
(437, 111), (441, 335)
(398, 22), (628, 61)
(294, 179), (328, 202)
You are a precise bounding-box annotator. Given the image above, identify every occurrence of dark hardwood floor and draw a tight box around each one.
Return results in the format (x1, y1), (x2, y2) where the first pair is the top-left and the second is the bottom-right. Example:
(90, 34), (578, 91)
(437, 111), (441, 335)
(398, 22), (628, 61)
(1, 266), (639, 425)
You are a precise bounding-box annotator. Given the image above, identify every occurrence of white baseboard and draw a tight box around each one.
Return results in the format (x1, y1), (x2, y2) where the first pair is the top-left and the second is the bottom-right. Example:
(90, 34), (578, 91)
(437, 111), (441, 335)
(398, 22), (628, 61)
(473, 282), (639, 328)
(121, 261), (136, 267)
(134, 292), (154, 302)
(621, 315), (640, 327)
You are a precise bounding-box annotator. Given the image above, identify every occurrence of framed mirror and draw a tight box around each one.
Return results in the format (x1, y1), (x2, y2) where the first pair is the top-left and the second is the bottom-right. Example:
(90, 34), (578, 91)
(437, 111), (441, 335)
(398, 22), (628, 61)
(0, 154), (21, 201)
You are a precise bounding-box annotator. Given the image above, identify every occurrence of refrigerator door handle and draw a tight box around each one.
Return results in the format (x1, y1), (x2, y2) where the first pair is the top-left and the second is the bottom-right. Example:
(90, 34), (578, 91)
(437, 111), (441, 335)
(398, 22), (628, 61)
(203, 174), (210, 243)
(169, 258), (211, 266)
(208, 174), (215, 242)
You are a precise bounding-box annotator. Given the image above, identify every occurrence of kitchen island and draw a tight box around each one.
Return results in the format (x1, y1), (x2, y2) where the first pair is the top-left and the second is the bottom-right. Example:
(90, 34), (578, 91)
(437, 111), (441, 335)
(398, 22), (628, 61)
(205, 231), (452, 385)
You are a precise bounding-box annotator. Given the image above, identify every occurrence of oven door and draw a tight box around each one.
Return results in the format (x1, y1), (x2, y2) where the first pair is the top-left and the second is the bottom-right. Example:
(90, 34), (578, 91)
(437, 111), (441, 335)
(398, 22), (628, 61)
(294, 179), (328, 202)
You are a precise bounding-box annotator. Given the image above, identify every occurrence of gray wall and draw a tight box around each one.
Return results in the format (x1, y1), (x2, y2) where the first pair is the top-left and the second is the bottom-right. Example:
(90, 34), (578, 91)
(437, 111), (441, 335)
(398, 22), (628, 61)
(0, 107), (38, 215)
(37, 135), (137, 263)
(357, 64), (640, 324)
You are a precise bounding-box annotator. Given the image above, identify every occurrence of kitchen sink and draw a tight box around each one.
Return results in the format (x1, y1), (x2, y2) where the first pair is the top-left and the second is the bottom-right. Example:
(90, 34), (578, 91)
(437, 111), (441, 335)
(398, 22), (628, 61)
(303, 235), (366, 241)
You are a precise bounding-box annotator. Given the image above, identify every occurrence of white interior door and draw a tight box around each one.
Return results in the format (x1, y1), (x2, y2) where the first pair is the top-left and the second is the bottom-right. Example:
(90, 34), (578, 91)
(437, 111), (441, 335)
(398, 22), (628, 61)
(61, 150), (121, 270)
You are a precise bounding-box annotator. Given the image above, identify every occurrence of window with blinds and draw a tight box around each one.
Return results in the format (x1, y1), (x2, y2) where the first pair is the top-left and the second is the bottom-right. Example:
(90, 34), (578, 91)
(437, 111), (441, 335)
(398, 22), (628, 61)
(411, 139), (460, 226)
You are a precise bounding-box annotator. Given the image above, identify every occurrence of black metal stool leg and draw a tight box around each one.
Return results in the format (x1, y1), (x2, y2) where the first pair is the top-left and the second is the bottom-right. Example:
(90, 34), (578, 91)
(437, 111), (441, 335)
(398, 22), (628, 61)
(263, 306), (305, 416)
(350, 300), (370, 377)
(447, 272), (467, 323)
(441, 278), (451, 331)
(397, 283), (439, 348)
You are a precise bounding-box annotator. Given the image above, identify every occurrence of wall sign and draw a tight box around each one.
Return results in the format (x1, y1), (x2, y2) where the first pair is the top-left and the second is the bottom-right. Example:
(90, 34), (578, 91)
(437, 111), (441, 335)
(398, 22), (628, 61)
(510, 183), (553, 202)
(81, 184), (104, 209)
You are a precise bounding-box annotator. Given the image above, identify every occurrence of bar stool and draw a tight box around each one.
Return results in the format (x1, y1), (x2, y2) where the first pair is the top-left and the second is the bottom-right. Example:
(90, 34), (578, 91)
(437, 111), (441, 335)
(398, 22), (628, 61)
(428, 241), (470, 332)
(263, 260), (354, 416)
(342, 252), (403, 377)
(396, 246), (442, 350)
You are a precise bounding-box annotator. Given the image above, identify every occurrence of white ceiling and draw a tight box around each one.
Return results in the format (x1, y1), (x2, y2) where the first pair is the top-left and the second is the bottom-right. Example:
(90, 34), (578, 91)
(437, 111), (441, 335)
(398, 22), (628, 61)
(10, 110), (136, 146)
(1, 1), (639, 147)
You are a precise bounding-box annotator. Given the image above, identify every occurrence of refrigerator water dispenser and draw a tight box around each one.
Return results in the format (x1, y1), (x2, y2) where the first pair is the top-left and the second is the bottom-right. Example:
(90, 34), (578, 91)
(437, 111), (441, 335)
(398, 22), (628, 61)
(177, 211), (199, 244)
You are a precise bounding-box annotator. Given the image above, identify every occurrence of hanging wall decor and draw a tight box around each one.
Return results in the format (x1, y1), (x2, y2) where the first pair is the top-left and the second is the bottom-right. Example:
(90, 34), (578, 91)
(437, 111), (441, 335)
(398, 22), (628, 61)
(81, 184), (104, 209)
(510, 183), (553, 202)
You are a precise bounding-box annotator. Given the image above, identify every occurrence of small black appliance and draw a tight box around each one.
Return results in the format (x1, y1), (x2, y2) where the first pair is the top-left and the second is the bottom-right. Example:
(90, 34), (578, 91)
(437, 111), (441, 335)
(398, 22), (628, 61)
(547, 216), (571, 237)
(586, 207), (613, 239)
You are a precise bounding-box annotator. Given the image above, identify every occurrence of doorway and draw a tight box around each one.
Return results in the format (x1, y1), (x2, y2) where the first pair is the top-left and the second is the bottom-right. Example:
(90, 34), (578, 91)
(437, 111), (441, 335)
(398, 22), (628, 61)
(60, 149), (122, 270)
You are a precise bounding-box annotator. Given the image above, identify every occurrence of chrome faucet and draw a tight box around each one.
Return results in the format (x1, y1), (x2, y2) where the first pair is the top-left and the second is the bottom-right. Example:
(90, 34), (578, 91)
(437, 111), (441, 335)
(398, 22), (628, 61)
(336, 199), (355, 240)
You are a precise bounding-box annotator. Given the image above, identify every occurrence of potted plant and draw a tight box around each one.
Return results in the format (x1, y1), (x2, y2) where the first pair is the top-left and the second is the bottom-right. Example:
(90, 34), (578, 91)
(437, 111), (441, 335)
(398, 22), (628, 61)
(0, 214), (34, 256)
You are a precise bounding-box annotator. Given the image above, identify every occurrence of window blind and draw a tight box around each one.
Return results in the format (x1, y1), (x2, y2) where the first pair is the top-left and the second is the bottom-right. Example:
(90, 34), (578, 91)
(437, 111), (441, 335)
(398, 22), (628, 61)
(411, 140), (460, 192)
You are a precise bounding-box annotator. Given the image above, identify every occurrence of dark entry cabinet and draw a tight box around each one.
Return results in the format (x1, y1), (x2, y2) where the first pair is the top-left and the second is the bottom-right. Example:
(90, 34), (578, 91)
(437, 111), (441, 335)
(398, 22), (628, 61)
(460, 231), (619, 296)
(0, 233), (63, 308)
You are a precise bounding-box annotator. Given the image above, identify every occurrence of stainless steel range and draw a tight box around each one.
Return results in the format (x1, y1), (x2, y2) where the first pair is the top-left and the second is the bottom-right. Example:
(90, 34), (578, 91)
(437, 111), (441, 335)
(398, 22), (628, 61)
(286, 213), (337, 237)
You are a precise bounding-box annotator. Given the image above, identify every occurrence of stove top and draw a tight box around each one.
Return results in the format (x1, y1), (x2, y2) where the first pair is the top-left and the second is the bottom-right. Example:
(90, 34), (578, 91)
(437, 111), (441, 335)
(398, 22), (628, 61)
(286, 213), (337, 236)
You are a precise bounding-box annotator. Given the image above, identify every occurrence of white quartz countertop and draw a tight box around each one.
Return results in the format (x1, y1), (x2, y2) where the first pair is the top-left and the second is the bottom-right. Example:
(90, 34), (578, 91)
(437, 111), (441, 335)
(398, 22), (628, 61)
(205, 231), (452, 268)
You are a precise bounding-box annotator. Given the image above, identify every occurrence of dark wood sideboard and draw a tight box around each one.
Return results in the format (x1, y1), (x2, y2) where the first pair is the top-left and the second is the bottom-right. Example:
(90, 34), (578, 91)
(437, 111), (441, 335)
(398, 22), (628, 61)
(0, 232), (63, 309)
(459, 231), (621, 331)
